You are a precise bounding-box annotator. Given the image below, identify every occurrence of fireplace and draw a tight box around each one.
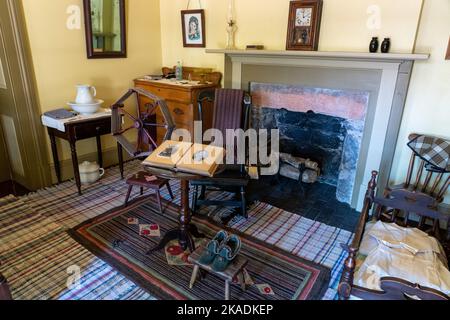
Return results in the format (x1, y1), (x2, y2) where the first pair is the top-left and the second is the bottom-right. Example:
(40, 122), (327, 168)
(251, 82), (369, 204)
(207, 49), (429, 210)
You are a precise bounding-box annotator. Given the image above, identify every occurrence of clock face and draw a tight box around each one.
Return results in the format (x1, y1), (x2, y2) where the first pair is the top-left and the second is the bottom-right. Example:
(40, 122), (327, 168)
(295, 8), (313, 27)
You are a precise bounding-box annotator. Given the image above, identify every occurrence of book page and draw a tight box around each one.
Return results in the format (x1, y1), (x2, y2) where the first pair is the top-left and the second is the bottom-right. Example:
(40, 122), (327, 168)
(143, 140), (192, 169)
(176, 143), (225, 176)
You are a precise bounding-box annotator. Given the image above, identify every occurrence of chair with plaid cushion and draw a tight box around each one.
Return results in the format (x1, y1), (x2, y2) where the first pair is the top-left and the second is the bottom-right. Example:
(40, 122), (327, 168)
(375, 133), (450, 239)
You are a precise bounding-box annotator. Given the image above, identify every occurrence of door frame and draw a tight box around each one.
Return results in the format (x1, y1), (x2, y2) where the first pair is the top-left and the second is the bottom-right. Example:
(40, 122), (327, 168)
(0, 0), (51, 190)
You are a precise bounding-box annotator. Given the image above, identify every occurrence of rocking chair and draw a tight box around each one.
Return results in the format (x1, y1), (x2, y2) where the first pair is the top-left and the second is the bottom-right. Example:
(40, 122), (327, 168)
(191, 88), (252, 224)
(375, 133), (450, 239)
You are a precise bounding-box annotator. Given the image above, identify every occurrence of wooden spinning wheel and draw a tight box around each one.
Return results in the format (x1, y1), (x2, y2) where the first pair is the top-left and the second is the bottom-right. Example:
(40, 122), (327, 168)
(111, 87), (175, 158)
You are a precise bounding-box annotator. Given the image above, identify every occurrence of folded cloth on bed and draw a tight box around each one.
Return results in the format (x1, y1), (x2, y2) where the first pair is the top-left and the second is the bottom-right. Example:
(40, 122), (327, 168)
(359, 221), (447, 265)
(355, 243), (450, 296)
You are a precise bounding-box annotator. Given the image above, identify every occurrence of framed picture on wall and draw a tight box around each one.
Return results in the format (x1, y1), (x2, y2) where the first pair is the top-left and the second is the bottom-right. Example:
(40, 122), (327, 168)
(181, 9), (206, 48)
(286, 0), (323, 51)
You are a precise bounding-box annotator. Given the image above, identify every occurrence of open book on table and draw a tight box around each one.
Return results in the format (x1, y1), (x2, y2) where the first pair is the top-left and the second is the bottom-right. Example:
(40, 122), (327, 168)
(142, 140), (225, 177)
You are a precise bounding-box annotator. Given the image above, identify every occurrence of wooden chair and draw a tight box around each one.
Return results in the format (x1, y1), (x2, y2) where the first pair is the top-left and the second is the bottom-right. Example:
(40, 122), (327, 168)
(190, 89), (252, 224)
(375, 133), (450, 238)
(338, 171), (450, 300)
(0, 273), (12, 301)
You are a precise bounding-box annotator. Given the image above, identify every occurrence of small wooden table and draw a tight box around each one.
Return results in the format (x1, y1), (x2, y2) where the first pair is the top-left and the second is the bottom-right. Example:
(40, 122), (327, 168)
(143, 165), (227, 254)
(142, 166), (211, 254)
(188, 245), (248, 300)
(46, 115), (124, 195)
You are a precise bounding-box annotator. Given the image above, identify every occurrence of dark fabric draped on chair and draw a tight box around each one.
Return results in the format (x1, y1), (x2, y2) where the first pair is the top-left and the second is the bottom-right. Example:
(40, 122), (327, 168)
(212, 89), (245, 138)
(191, 88), (252, 224)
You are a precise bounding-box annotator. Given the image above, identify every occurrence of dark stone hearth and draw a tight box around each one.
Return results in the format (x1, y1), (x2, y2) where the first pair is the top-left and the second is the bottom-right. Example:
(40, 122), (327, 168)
(254, 108), (349, 187)
(250, 82), (369, 205)
(247, 176), (359, 232)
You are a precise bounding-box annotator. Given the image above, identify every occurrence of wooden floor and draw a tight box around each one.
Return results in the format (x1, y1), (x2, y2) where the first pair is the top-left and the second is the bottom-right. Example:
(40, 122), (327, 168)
(0, 180), (29, 198)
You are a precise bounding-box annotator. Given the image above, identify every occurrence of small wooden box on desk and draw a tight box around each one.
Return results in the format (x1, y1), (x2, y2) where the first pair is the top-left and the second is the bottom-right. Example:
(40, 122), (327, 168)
(134, 68), (221, 144)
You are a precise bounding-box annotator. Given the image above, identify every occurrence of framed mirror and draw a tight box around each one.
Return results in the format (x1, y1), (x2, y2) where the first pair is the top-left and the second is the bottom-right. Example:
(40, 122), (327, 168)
(83, 0), (127, 59)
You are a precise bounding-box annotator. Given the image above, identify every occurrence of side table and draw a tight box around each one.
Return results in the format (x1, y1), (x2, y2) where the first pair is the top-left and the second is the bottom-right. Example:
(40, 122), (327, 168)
(46, 115), (123, 195)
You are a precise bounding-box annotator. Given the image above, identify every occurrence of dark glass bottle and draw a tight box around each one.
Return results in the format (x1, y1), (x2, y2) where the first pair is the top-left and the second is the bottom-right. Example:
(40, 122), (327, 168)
(369, 37), (379, 53)
(381, 38), (391, 53)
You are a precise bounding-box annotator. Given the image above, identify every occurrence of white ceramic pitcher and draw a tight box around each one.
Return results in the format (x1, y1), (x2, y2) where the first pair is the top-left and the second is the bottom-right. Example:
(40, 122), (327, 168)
(75, 85), (97, 104)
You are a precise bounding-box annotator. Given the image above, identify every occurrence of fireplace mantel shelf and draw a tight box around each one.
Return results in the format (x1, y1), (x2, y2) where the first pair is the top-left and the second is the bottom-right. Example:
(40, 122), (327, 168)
(206, 49), (429, 62)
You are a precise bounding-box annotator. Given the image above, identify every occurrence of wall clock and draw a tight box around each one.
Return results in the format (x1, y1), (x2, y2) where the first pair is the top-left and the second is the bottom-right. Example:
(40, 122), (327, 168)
(286, 0), (323, 51)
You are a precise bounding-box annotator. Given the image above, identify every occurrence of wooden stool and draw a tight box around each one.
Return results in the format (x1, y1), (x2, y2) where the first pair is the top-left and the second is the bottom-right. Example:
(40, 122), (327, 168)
(125, 171), (174, 213)
(188, 245), (248, 300)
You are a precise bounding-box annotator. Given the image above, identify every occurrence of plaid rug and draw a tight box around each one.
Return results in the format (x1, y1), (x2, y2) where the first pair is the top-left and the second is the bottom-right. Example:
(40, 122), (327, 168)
(0, 161), (353, 300)
(69, 198), (330, 300)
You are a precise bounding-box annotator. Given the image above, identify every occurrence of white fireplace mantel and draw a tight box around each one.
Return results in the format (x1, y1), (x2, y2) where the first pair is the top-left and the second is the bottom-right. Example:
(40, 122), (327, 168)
(207, 49), (430, 210)
(205, 49), (429, 62)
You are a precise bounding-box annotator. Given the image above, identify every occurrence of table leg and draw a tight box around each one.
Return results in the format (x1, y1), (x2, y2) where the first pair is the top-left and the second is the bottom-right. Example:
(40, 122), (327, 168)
(49, 132), (61, 183)
(225, 280), (230, 300)
(117, 142), (124, 179)
(190, 265), (200, 289)
(238, 271), (246, 291)
(179, 179), (192, 250)
(69, 140), (82, 195)
(96, 129), (103, 168)
(146, 179), (205, 255)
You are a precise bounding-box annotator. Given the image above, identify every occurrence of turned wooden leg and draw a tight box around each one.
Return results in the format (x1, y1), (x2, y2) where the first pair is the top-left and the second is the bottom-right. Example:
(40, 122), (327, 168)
(166, 182), (174, 200)
(156, 190), (163, 214)
(124, 185), (133, 207)
(189, 265), (200, 289)
(238, 271), (246, 292)
(338, 247), (357, 300)
(49, 131), (61, 183)
(225, 280), (230, 300)
(240, 186), (247, 219)
(192, 185), (199, 215)
(96, 128), (103, 168)
(69, 139), (82, 195)
(117, 142), (124, 180)
(0, 273), (12, 301)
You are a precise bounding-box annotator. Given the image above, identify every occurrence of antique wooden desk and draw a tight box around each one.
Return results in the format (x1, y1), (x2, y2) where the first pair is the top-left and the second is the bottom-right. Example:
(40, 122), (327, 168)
(134, 78), (219, 144)
(46, 115), (123, 195)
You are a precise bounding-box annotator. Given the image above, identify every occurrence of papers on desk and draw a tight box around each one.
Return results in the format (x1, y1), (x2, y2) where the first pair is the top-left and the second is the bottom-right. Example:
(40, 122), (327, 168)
(41, 108), (112, 132)
(137, 78), (213, 87)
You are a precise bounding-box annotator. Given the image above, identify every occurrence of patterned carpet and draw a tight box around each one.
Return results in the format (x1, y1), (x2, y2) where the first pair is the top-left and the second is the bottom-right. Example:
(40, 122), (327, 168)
(70, 200), (331, 300)
(0, 161), (353, 300)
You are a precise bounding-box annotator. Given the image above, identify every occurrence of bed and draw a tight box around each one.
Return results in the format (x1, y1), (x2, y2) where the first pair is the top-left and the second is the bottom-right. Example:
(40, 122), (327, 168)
(338, 171), (450, 300)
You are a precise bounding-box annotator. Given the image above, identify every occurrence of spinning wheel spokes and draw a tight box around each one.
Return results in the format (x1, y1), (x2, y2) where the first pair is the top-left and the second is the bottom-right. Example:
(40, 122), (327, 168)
(111, 88), (175, 158)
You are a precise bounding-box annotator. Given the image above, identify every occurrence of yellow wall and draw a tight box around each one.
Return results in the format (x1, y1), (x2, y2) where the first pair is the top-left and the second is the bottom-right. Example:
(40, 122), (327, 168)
(159, 0), (424, 72)
(21, 0), (449, 203)
(391, 0), (450, 202)
(160, 0), (449, 201)
(22, 0), (162, 163)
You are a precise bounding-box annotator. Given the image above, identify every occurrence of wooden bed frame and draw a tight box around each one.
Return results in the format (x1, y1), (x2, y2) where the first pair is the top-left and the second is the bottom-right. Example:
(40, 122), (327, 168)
(338, 171), (450, 300)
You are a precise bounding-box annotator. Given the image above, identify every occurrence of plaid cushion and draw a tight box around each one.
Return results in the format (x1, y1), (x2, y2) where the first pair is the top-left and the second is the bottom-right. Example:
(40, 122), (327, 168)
(408, 135), (450, 172)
